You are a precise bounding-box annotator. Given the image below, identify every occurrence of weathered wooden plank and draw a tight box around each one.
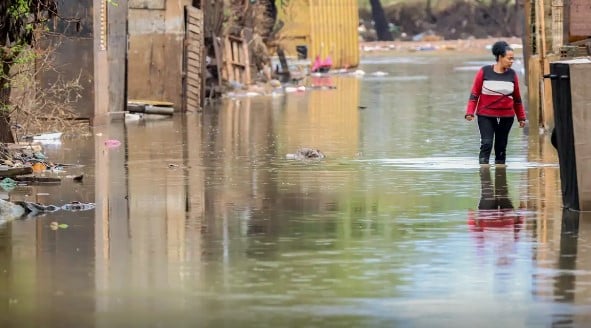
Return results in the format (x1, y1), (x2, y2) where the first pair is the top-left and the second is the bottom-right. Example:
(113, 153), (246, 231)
(0, 167), (34, 177)
(130, 0), (165, 10)
(187, 25), (203, 35)
(183, 5), (204, 111)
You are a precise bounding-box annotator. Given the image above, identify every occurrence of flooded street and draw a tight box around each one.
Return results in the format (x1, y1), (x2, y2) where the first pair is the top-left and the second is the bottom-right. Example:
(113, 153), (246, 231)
(3, 53), (591, 327)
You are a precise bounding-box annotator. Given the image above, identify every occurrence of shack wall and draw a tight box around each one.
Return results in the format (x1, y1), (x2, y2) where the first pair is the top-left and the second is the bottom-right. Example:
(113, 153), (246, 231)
(128, 0), (192, 110)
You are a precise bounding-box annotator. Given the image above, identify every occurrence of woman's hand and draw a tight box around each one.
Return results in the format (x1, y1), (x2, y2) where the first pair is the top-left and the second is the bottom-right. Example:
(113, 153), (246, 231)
(465, 115), (474, 121)
(518, 120), (526, 128)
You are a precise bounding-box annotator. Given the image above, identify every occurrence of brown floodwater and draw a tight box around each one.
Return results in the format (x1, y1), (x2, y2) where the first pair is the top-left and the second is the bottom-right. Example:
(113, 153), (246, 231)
(2, 53), (590, 327)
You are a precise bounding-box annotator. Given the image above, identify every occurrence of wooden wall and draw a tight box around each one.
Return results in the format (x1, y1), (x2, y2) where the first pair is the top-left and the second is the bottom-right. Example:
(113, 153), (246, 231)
(128, 0), (193, 110)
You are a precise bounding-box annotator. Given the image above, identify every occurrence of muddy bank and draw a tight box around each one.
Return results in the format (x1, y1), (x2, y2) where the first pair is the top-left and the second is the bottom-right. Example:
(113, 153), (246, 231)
(359, 1), (523, 41)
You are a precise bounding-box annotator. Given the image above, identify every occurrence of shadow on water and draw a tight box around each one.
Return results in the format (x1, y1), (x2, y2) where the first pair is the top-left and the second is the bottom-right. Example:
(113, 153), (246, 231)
(2, 54), (591, 327)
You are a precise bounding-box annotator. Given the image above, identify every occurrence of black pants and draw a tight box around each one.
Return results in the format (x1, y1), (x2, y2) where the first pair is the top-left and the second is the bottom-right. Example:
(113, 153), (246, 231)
(477, 115), (514, 164)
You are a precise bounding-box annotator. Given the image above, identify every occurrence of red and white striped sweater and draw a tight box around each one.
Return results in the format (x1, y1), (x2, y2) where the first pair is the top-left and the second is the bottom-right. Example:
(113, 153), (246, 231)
(465, 65), (526, 121)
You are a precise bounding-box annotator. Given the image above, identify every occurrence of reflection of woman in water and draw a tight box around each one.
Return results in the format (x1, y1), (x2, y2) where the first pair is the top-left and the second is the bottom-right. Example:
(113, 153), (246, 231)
(468, 167), (524, 269)
(468, 167), (523, 232)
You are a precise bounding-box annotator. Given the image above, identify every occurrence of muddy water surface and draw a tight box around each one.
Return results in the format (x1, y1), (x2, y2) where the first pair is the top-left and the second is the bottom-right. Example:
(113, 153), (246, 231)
(2, 53), (590, 328)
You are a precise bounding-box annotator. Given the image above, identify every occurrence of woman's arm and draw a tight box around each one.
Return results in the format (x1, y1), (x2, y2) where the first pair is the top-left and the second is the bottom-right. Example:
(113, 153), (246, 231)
(465, 68), (484, 119)
(513, 74), (526, 122)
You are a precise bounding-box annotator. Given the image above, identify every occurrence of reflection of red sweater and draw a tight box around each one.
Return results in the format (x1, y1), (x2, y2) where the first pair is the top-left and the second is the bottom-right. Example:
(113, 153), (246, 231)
(465, 65), (526, 121)
(467, 209), (524, 232)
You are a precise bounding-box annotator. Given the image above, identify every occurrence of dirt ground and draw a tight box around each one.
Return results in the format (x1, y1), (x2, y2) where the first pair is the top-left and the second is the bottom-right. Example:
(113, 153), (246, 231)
(359, 1), (523, 42)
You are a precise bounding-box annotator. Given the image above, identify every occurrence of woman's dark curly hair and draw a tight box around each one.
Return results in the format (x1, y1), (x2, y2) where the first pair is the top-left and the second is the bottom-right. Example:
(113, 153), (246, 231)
(492, 41), (513, 61)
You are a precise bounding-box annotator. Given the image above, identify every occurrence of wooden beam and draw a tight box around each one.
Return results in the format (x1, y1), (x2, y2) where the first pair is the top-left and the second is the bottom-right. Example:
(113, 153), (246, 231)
(538, 0), (555, 130)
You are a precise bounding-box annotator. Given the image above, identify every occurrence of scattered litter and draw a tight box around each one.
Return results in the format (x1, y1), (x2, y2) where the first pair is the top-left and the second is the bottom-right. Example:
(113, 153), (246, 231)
(125, 113), (143, 121)
(128, 100), (174, 116)
(286, 148), (325, 160)
(16, 201), (60, 214)
(32, 162), (46, 172)
(0, 178), (17, 191)
(105, 139), (121, 149)
(50, 221), (69, 230)
(32, 132), (62, 141)
(61, 201), (95, 212)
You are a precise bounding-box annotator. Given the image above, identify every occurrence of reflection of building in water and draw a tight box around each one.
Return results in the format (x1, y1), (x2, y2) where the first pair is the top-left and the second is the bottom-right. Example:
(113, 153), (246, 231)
(532, 211), (591, 326)
(523, 137), (564, 307)
(279, 77), (360, 159)
(524, 135), (562, 244)
(93, 116), (205, 324)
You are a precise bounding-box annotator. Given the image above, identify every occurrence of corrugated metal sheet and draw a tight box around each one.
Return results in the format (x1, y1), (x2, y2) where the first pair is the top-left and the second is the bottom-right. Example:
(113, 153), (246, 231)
(277, 0), (359, 68)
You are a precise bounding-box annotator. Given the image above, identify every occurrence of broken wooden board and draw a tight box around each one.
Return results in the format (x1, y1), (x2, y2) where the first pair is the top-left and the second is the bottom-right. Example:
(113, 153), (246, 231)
(0, 167), (34, 178)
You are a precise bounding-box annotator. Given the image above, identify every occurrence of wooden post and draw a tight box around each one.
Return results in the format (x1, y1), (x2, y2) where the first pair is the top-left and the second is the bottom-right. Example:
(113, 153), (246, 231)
(551, 0), (564, 54)
(538, 0), (554, 130)
(224, 37), (234, 82)
(523, 0), (532, 86)
(241, 28), (253, 85)
(93, 0), (109, 125)
(108, 0), (128, 114)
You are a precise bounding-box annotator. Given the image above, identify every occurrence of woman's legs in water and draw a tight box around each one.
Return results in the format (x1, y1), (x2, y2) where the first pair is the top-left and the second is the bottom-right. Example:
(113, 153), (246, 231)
(493, 117), (514, 164)
(477, 116), (496, 164)
(477, 116), (515, 164)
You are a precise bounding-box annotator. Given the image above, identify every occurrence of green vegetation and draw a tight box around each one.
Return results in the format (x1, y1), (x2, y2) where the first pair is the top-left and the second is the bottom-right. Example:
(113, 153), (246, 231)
(0, 1), (58, 143)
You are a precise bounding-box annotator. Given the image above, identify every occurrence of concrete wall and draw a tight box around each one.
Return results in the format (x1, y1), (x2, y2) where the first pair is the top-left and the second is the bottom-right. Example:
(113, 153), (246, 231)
(128, 0), (192, 110)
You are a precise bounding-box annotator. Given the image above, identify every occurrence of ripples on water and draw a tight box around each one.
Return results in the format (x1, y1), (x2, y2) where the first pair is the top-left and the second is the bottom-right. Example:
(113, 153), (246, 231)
(2, 53), (589, 327)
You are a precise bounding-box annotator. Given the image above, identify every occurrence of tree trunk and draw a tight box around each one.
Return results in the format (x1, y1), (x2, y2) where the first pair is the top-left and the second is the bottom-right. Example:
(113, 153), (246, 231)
(369, 0), (393, 41)
(426, 0), (436, 23)
(0, 62), (15, 144)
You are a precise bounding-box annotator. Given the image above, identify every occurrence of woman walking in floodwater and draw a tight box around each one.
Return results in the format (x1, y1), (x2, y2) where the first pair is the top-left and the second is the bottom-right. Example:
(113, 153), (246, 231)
(464, 40), (526, 165)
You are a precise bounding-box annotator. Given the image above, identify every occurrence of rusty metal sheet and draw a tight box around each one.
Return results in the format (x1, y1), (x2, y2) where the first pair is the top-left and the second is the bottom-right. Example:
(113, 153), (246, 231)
(570, 0), (591, 36)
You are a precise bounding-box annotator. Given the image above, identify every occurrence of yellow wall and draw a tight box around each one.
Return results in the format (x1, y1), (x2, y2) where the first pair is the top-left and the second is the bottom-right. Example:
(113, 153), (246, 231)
(277, 0), (360, 68)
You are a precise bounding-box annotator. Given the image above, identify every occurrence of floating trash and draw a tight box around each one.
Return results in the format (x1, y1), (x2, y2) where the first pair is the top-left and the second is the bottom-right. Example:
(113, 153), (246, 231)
(0, 178), (17, 190)
(50, 221), (69, 230)
(32, 132), (63, 141)
(105, 139), (121, 149)
(61, 202), (95, 212)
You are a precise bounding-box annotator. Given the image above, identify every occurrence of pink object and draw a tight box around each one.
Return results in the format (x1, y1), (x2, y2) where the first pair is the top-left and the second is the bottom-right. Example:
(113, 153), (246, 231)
(322, 55), (333, 68)
(312, 55), (322, 72)
(105, 139), (121, 148)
